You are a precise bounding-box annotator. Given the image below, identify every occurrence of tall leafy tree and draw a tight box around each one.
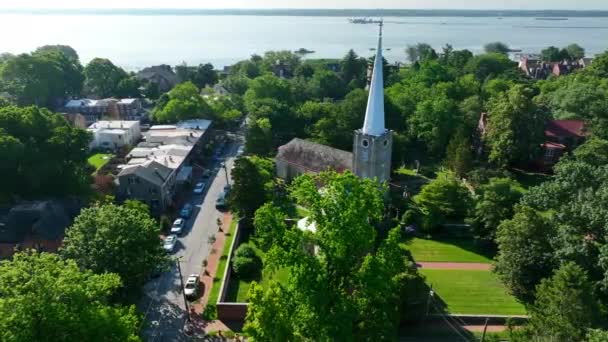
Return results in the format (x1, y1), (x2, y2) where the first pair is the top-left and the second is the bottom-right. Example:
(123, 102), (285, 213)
(0, 251), (140, 342)
(525, 263), (601, 341)
(84, 58), (128, 97)
(484, 41), (510, 55)
(405, 43), (437, 63)
(469, 177), (523, 242)
(541, 46), (566, 62)
(0, 105), (91, 199)
(340, 49), (367, 87)
(230, 156), (274, 217)
(565, 43), (585, 60)
(61, 203), (168, 298)
(444, 128), (473, 177)
(484, 85), (548, 168)
(495, 206), (555, 303)
(245, 172), (424, 339)
(152, 81), (213, 123)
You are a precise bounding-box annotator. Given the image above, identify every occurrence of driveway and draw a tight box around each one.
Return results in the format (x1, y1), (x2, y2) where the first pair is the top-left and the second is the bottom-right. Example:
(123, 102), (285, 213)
(140, 136), (241, 341)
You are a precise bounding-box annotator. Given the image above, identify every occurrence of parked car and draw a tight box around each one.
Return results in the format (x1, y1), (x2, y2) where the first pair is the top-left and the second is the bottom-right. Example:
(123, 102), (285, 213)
(171, 218), (185, 235)
(180, 203), (193, 218)
(215, 190), (228, 210)
(163, 235), (178, 252)
(193, 182), (206, 194)
(184, 274), (200, 299)
(201, 169), (212, 180)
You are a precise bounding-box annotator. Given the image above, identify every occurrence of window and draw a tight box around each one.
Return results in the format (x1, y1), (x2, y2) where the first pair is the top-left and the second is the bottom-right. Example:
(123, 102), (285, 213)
(361, 139), (369, 148)
(383, 139), (389, 147)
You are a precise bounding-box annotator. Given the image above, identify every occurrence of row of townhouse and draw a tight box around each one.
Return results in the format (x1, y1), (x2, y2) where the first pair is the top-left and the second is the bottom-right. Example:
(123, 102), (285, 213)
(62, 98), (143, 126)
(115, 120), (212, 213)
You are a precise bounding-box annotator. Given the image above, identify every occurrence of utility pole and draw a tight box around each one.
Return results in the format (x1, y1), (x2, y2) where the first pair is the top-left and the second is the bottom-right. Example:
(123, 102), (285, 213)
(222, 162), (230, 186)
(175, 258), (191, 322)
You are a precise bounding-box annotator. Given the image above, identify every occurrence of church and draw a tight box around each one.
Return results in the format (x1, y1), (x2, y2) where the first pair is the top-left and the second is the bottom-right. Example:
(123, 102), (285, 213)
(276, 23), (392, 183)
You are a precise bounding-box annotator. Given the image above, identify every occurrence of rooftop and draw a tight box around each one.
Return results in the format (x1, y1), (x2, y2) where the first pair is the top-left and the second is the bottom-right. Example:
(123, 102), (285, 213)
(277, 138), (353, 174)
(119, 160), (173, 186)
(545, 120), (586, 138)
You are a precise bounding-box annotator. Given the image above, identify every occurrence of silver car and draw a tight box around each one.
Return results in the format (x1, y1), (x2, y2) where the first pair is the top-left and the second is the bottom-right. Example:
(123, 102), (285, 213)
(171, 218), (185, 235)
(184, 274), (200, 299)
(163, 235), (177, 252)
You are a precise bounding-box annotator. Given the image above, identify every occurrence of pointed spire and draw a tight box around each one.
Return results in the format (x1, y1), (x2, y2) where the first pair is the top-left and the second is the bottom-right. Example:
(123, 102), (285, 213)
(362, 21), (386, 137)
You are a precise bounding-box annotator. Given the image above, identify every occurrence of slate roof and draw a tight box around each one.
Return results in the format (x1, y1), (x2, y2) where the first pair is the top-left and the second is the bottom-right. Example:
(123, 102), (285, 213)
(119, 160), (172, 186)
(276, 138), (353, 173)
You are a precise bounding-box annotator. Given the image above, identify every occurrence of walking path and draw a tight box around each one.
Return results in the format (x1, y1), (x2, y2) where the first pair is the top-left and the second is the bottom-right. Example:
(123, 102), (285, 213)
(416, 262), (492, 271)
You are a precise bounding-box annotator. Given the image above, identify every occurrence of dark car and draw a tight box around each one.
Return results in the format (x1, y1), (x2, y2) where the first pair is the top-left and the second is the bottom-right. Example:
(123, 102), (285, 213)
(180, 203), (193, 218)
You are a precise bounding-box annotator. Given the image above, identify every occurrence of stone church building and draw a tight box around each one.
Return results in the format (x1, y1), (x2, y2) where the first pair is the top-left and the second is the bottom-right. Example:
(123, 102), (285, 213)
(276, 23), (392, 183)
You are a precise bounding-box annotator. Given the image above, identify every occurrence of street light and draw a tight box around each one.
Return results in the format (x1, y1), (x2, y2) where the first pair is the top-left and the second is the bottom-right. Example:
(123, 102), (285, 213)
(175, 257), (191, 322)
(221, 162), (230, 186)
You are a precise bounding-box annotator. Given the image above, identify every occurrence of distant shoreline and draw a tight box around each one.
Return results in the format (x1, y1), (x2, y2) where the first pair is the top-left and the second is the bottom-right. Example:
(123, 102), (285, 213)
(2, 9), (608, 17)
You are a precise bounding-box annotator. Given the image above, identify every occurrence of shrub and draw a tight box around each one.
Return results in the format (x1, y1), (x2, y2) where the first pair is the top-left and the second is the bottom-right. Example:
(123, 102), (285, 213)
(234, 243), (256, 259)
(232, 255), (260, 279)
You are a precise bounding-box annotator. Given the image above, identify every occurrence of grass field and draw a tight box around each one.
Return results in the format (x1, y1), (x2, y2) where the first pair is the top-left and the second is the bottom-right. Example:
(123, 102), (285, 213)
(225, 266), (290, 302)
(206, 217), (238, 305)
(87, 153), (114, 171)
(401, 238), (494, 263)
(421, 269), (525, 315)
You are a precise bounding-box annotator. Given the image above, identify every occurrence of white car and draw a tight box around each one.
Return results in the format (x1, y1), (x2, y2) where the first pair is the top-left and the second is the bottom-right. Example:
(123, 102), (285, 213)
(184, 274), (200, 299)
(163, 235), (177, 252)
(171, 218), (185, 235)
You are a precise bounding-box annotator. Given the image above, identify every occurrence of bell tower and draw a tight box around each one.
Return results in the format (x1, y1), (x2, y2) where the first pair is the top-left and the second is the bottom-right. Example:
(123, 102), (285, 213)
(353, 21), (392, 183)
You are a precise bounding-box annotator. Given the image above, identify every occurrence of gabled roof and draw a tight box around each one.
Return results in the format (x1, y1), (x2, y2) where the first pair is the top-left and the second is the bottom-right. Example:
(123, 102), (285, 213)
(118, 160), (173, 186)
(277, 138), (353, 173)
(545, 120), (586, 138)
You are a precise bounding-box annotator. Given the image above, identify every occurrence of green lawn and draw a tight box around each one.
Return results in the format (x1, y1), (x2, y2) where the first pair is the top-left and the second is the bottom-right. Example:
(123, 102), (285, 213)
(207, 217), (238, 305)
(226, 266), (290, 303)
(421, 269), (525, 315)
(87, 153), (114, 171)
(401, 238), (493, 263)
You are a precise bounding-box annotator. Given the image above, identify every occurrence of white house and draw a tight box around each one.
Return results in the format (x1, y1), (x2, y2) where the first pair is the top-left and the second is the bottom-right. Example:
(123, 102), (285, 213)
(88, 120), (141, 151)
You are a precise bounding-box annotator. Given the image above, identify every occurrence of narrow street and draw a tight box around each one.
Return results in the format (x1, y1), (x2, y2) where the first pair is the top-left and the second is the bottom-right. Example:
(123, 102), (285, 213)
(140, 134), (241, 341)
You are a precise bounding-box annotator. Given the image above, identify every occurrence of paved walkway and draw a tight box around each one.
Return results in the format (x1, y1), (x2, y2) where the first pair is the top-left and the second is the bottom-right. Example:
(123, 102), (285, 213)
(416, 262), (492, 271)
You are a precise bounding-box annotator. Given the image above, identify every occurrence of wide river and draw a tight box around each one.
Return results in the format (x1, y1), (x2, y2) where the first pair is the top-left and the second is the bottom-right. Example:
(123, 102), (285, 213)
(2, 14), (608, 70)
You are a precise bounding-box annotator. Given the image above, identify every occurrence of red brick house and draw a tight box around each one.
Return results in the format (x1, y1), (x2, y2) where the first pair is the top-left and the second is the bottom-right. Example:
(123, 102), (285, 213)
(540, 120), (587, 167)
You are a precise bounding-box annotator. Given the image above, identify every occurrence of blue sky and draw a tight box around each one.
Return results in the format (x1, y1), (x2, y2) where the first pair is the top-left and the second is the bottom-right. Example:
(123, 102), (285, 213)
(3, 0), (608, 10)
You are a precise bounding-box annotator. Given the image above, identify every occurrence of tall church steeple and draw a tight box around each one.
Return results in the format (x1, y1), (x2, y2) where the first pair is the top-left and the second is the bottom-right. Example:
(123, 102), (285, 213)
(362, 22), (386, 137)
(353, 21), (393, 183)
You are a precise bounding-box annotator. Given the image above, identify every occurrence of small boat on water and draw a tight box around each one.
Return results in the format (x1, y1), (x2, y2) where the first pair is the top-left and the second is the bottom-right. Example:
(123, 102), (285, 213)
(349, 17), (382, 24)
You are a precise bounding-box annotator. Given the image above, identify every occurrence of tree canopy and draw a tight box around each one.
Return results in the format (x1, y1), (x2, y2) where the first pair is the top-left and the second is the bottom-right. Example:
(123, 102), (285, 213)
(0, 251), (140, 342)
(84, 58), (128, 98)
(61, 203), (168, 298)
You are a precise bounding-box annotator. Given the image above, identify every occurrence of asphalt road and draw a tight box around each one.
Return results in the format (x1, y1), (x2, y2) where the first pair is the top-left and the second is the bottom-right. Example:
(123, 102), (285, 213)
(140, 137), (240, 341)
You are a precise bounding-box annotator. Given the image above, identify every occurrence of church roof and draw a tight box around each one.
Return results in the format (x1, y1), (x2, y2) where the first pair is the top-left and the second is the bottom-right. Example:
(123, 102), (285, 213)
(276, 138), (353, 173)
(362, 22), (386, 137)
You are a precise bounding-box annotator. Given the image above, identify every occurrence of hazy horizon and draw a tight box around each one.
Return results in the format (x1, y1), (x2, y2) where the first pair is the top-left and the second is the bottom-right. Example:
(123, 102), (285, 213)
(2, 0), (608, 11)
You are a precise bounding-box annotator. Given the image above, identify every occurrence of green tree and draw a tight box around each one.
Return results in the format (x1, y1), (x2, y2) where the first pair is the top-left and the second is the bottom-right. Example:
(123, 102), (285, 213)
(230, 156), (274, 217)
(411, 171), (472, 231)
(245, 117), (273, 156)
(253, 203), (288, 251)
(541, 46), (566, 62)
(340, 49), (367, 87)
(469, 178), (523, 242)
(495, 206), (555, 303)
(484, 85), (548, 167)
(222, 75), (250, 95)
(192, 63), (218, 88)
(587, 50), (608, 78)
(0, 105), (91, 199)
(309, 69), (346, 100)
(465, 53), (515, 81)
(484, 42), (510, 55)
(115, 76), (141, 98)
(565, 43), (585, 60)
(527, 263), (601, 341)
(61, 203), (168, 298)
(245, 172), (424, 339)
(0, 53), (68, 107)
(84, 58), (128, 97)
(406, 43), (437, 63)
(244, 74), (293, 111)
(152, 81), (213, 123)
(143, 81), (160, 100)
(572, 138), (608, 166)
(35, 44), (80, 61)
(408, 93), (460, 156)
(444, 128), (473, 177)
(0, 251), (140, 342)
